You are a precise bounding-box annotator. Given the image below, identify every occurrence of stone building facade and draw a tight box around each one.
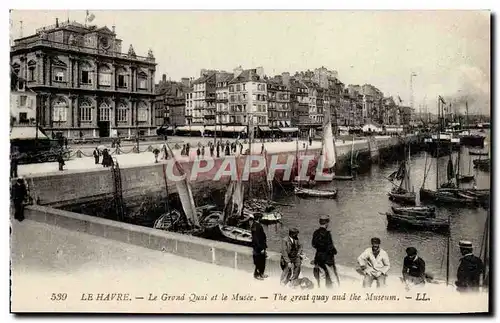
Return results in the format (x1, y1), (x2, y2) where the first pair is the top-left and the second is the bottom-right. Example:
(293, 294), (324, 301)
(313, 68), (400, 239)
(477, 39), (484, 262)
(10, 20), (156, 139)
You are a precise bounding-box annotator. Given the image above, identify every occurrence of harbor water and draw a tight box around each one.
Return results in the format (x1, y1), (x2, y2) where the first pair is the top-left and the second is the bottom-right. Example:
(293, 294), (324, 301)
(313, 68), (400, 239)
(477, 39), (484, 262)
(63, 136), (490, 282)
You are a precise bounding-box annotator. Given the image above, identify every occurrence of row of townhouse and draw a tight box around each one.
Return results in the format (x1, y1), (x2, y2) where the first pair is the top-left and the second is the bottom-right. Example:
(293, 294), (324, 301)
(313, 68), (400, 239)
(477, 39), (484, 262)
(181, 66), (411, 136)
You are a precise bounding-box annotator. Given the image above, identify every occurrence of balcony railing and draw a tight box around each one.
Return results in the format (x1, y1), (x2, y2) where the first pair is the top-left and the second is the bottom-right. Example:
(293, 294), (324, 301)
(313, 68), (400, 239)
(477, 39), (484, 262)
(11, 39), (155, 63)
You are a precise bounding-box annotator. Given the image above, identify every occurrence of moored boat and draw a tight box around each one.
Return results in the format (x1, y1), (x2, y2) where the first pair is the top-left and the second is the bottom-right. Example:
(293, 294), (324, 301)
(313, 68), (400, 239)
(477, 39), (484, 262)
(294, 187), (338, 198)
(388, 191), (416, 205)
(473, 158), (490, 172)
(217, 224), (252, 246)
(457, 174), (475, 183)
(153, 210), (183, 231)
(386, 212), (450, 233)
(468, 151), (488, 156)
(391, 206), (436, 217)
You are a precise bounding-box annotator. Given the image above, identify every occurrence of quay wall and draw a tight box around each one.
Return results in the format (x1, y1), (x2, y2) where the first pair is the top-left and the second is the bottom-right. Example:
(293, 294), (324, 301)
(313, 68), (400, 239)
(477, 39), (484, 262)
(27, 136), (410, 206)
(24, 205), (361, 283)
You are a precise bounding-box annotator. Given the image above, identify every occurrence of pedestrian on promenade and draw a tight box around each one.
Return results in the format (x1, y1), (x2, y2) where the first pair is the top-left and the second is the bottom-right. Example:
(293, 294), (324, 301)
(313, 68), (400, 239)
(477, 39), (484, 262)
(455, 240), (484, 293)
(225, 144), (230, 156)
(280, 228), (303, 286)
(210, 143), (215, 157)
(216, 142), (220, 158)
(309, 136), (312, 146)
(181, 144), (186, 156)
(57, 152), (65, 171)
(162, 144), (168, 160)
(261, 143), (265, 154)
(12, 178), (27, 222)
(250, 214), (268, 280)
(153, 148), (160, 163)
(312, 215), (338, 288)
(64, 137), (68, 149)
(201, 145), (205, 157)
(93, 147), (100, 164)
(357, 237), (390, 288)
(196, 147), (201, 159)
(10, 150), (19, 178)
(186, 143), (191, 157)
(402, 247), (426, 287)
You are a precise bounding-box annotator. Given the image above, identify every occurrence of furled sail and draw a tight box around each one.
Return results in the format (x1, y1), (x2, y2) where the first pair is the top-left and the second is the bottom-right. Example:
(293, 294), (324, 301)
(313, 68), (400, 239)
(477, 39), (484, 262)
(166, 144), (199, 227)
(447, 156), (454, 182)
(321, 105), (336, 169)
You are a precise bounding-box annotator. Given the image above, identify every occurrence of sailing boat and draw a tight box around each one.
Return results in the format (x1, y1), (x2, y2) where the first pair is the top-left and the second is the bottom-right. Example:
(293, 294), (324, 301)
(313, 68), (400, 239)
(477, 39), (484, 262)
(333, 135), (356, 180)
(243, 149), (283, 224)
(294, 104), (337, 198)
(154, 144), (193, 231)
(387, 145), (416, 205)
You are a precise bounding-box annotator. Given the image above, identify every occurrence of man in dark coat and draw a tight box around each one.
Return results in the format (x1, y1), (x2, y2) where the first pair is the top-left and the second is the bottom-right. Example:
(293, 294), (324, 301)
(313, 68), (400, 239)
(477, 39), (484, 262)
(250, 214), (268, 280)
(312, 215), (338, 288)
(10, 151), (19, 178)
(93, 148), (100, 164)
(455, 240), (484, 293)
(186, 143), (191, 157)
(12, 178), (27, 222)
(239, 142), (244, 155)
(225, 144), (230, 156)
(402, 247), (426, 286)
(280, 228), (303, 286)
(57, 152), (65, 171)
(216, 142), (220, 158)
(209, 142), (215, 157)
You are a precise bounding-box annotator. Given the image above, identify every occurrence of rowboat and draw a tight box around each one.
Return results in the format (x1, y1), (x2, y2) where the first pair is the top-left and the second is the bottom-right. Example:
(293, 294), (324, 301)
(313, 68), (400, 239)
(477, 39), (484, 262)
(294, 187), (338, 198)
(243, 198), (283, 224)
(217, 224), (252, 246)
(199, 211), (224, 230)
(386, 212), (450, 233)
(153, 210), (182, 231)
(391, 206), (436, 217)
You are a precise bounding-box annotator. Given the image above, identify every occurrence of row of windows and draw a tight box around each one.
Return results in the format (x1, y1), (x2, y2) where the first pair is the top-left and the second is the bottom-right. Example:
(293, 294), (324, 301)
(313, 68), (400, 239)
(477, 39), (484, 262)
(51, 68), (146, 89)
(51, 102), (148, 123)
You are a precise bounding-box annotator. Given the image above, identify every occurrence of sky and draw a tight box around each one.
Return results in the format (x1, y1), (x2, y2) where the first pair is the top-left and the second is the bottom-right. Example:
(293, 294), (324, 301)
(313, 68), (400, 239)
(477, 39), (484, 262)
(10, 10), (491, 115)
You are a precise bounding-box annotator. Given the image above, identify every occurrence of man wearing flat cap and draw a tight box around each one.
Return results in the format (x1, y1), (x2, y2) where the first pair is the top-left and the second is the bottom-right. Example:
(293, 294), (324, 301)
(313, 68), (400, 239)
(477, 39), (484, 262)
(402, 247), (426, 286)
(312, 215), (338, 288)
(250, 213), (268, 280)
(280, 228), (303, 286)
(456, 240), (484, 292)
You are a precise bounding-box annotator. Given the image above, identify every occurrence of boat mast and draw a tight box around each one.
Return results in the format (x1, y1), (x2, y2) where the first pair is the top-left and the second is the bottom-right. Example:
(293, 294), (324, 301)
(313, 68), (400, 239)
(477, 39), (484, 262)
(436, 97), (440, 190)
(350, 135), (355, 175)
(482, 212), (490, 288)
(446, 213), (451, 286)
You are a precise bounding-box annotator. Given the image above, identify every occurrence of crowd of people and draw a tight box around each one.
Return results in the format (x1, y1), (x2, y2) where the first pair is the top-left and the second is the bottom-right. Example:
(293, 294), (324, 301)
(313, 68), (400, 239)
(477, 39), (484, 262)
(250, 214), (486, 292)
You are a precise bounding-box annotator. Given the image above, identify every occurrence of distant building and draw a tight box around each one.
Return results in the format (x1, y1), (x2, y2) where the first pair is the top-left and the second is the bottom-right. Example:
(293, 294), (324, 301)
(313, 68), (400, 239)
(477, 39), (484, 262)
(10, 71), (37, 126)
(10, 19), (156, 139)
(154, 74), (189, 127)
(267, 76), (291, 128)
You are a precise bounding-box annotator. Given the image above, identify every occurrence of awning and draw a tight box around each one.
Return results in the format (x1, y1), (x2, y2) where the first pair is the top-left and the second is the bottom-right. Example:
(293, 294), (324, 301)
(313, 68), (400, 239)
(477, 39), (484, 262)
(10, 126), (49, 140)
(204, 126), (216, 131)
(258, 126), (272, 132)
(279, 127), (299, 133)
(222, 126), (246, 133)
(176, 125), (204, 133)
(339, 126), (350, 131)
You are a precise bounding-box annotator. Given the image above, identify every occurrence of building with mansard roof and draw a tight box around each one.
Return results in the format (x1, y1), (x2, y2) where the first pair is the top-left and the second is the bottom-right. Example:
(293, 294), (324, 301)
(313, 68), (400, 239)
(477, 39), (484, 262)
(10, 19), (156, 139)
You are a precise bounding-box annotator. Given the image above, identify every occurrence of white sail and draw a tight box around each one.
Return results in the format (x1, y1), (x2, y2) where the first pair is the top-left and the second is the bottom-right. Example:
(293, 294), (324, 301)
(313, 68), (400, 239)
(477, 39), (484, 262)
(232, 179), (244, 216)
(321, 105), (336, 169)
(166, 145), (199, 227)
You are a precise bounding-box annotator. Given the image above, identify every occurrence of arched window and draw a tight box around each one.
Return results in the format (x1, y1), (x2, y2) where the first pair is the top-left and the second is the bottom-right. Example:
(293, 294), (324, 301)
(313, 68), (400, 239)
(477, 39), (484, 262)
(52, 98), (68, 122)
(138, 71), (147, 89)
(137, 101), (148, 122)
(98, 65), (111, 86)
(27, 60), (36, 81)
(117, 102), (128, 122)
(80, 101), (92, 122)
(99, 102), (111, 121)
(116, 67), (128, 88)
(81, 62), (92, 85)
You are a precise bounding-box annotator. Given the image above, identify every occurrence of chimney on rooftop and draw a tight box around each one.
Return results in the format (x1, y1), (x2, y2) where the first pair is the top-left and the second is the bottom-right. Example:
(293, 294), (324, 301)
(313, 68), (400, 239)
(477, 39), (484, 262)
(162, 74), (167, 82)
(56, 18), (59, 28)
(281, 72), (290, 86)
(112, 25), (116, 33)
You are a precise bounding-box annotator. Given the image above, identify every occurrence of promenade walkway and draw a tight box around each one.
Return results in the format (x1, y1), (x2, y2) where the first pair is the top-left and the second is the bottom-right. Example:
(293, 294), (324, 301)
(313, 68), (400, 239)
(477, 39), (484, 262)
(18, 137), (371, 177)
(10, 218), (487, 313)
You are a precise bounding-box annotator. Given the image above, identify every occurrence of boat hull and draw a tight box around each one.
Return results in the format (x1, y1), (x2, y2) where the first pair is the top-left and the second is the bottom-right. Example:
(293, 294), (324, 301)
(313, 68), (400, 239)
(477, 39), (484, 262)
(460, 135), (485, 148)
(388, 192), (416, 206)
(386, 213), (449, 233)
(391, 206), (436, 217)
(217, 225), (252, 246)
(294, 187), (338, 198)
